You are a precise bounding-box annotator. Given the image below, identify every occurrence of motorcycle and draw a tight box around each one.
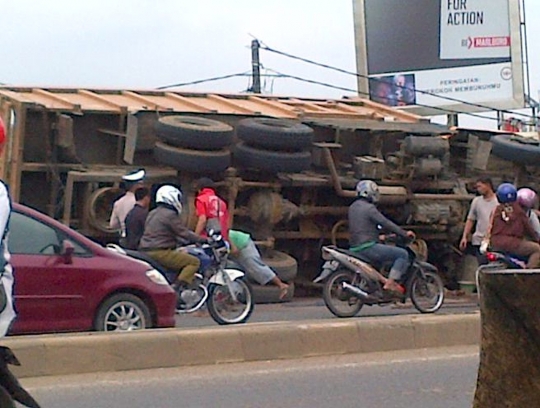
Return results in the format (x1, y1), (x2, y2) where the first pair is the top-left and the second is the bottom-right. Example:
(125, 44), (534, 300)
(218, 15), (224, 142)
(481, 251), (527, 270)
(107, 231), (254, 325)
(313, 236), (445, 317)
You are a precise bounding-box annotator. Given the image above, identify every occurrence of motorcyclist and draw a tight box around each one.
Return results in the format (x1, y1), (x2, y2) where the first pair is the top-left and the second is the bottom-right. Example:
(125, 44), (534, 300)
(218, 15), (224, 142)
(349, 180), (416, 294)
(489, 183), (540, 269)
(517, 187), (540, 240)
(138, 185), (206, 296)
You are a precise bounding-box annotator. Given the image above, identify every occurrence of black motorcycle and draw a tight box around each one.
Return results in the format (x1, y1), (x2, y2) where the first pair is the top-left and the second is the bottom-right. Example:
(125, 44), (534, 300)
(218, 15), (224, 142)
(313, 237), (445, 317)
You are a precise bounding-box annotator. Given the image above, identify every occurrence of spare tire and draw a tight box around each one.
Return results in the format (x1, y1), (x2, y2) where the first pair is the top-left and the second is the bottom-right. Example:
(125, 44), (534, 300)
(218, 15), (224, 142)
(154, 141), (231, 173)
(237, 118), (313, 151)
(261, 249), (298, 282)
(491, 134), (540, 165)
(234, 142), (311, 173)
(155, 115), (233, 150)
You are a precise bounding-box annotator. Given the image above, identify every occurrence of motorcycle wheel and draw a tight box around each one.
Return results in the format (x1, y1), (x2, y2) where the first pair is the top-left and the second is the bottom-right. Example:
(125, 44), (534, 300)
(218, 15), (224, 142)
(410, 271), (445, 313)
(207, 279), (254, 325)
(322, 269), (364, 318)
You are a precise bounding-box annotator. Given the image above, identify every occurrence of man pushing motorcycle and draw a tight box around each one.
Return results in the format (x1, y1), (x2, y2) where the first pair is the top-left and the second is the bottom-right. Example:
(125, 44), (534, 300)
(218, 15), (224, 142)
(349, 180), (416, 295)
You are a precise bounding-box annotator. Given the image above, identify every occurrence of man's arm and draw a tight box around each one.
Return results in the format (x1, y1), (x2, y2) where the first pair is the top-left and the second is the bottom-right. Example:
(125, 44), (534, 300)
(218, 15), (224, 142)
(459, 219), (475, 250)
(194, 214), (207, 236)
(170, 217), (205, 244)
(0, 185), (9, 235)
(109, 203), (120, 230)
(368, 206), (408, 238)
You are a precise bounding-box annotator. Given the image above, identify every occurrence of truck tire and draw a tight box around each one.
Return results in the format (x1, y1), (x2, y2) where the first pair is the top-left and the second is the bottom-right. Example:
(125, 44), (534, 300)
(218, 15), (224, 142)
(237, 118), (314, 150)
(155, 115), (233, 150)
(154, 141), (231, 173)
(251, 282), (295, 304)
(261, 249), (298, 282)
(491, 134), (540, 165)
(233, 142), (311, 173)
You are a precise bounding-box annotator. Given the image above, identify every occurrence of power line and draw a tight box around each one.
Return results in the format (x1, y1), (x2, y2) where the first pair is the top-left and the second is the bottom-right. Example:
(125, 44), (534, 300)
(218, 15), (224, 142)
(156, 71), (251, 90)
(258, 41), (537, 122)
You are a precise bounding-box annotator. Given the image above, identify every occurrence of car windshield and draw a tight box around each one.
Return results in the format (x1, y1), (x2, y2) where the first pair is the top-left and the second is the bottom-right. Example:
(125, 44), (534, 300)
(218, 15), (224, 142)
(8, 211), (90, 256)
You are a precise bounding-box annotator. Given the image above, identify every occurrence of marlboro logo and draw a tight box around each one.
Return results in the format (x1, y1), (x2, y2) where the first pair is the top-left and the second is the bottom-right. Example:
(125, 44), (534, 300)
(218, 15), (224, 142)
(467, 36), (510, 48)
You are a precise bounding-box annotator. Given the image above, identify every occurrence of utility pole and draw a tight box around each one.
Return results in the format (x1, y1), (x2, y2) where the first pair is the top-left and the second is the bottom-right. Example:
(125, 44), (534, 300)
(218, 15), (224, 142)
(251, 39), (261, 93)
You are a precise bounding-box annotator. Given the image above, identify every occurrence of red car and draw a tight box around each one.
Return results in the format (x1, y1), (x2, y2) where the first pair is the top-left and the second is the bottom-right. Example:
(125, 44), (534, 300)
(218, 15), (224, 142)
(7, 203), (176, 335)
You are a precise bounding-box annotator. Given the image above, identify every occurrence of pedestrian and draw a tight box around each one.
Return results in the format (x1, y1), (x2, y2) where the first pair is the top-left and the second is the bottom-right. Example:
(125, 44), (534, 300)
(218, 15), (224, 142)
(459, 177), (498, 264)
(193, 177), (230, 241)
(109, 168), (145, 246)
(124, 187), (151, 250)
(516, 187), (540, 240)
(228, 229), (289, 300)
(0, 117), (15, 337)
(488, 183), (540, 269)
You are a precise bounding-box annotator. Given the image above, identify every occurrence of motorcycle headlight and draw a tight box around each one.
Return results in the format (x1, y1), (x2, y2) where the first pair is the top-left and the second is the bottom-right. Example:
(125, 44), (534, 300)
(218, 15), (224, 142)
(145, 269), (169, 286)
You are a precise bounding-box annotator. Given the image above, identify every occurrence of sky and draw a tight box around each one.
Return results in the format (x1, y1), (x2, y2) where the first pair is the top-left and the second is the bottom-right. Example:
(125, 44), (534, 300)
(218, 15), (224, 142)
(0, 0), (537, 129)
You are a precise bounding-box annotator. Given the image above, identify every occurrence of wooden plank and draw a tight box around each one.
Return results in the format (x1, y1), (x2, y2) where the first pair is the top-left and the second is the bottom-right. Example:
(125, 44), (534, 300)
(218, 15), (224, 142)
(122, 91), (171, 111)
(78, 90), (124, 110)
(32, 89), (80, 110)
(206, 94), (255, 114)
(247, 96), (299, 117)
(9, 105), (27, 202)
(164, 93), (214, 112)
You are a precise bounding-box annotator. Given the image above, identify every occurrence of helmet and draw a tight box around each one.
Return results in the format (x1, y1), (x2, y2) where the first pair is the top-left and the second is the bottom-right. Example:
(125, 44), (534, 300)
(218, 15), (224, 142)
(355, 180), (380, 203)
(517, 187), (537, 209)
(496, 183), (517, 204)
(155, 185), (183, 214)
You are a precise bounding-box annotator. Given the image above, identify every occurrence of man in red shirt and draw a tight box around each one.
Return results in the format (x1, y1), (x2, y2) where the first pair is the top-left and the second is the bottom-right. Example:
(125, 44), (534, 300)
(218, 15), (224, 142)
(194, 178), (229, 241)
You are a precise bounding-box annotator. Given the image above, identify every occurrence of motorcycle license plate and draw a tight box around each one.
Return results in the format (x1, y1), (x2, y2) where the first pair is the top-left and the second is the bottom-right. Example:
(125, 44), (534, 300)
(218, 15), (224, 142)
(322, 260), (339, 271)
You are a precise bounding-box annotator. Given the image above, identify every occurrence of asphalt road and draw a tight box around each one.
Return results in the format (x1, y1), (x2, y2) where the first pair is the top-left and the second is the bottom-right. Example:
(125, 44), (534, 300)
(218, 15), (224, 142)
(175, 296), (479, 328)
(22, 346), (479, 408)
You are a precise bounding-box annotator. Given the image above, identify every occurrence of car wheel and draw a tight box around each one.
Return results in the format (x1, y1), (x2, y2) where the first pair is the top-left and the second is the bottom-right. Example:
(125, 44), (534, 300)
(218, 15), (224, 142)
(94, 293), (151, 332)
(154, 141), (231, 173)
(237, 118), (314, 151)
(491, 134), (540, 165)
(233, 142), (312, 173)
(155, 115), (233, 150)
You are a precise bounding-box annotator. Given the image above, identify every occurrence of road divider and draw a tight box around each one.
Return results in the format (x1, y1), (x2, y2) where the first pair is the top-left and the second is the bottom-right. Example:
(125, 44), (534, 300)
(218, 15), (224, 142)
(5, 313), (480, 378)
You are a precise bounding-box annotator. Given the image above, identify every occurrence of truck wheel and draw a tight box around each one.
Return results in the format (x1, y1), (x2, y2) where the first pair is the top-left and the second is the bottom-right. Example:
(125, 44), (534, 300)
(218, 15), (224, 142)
(237, 118), (314, 151)
(155, 115), (233, 150)
(261, 249), (298, 282)
(233, 142), (311, 173)
(154, 141), (231, 173)
(491, 134), (540, 165)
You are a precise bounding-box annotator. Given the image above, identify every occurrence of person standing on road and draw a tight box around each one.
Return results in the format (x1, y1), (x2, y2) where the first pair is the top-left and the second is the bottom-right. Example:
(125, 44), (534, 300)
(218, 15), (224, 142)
(109, 168), (146, 246)
(0, 117), (15, 337)
(228, 229), (289, 300)
(517, 187), (540, 240)
(194, 178), (230, 241)
(124, 187), (151, 250)
(459, 177), (498, 264)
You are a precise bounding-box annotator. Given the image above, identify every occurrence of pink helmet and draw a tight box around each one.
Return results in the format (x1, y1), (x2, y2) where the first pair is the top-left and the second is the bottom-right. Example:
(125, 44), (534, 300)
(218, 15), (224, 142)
(517, 188), (537, 209)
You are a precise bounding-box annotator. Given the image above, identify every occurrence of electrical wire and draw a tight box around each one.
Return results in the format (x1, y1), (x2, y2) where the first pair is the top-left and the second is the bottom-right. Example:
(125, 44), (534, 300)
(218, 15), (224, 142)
(156, 71), (251, 90)
(257, 41), (537, 122)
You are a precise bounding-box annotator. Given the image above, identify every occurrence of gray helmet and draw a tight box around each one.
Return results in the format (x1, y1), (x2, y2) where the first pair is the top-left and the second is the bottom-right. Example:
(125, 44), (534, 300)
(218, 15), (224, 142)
(355, 180), (380, 203)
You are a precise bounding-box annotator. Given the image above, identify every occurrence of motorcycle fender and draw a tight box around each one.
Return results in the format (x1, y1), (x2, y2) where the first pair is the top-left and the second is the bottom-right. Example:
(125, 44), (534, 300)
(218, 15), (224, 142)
(313, 261), (339, 283)
(209, 268), (245, 286)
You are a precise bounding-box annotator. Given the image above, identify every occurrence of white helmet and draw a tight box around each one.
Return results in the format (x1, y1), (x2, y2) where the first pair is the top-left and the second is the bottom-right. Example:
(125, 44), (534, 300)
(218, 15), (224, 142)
(155, 185), (183, 214)
(355, 180), (380, 203)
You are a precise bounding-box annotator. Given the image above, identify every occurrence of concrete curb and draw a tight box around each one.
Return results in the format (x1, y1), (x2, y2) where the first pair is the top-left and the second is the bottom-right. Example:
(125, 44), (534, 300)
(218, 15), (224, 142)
(4, 313), (480, 378)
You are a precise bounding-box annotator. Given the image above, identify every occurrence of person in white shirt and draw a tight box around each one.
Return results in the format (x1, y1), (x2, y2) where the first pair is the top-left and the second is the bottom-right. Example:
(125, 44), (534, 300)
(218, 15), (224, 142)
(460, 177), (499, 264)
(0, 117), (15, 337)
(109, 169), (145, 244)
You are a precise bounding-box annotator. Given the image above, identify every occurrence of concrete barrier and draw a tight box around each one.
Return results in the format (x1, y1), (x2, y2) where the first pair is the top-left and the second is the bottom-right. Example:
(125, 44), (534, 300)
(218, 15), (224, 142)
(3, 313), (480, 379)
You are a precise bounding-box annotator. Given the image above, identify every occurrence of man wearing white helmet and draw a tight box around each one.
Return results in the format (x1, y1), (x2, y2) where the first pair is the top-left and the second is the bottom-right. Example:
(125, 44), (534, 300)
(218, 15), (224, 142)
(139, 185), (206, 295)
(349, 180), (416, 294)
(109, 168), (146, 245)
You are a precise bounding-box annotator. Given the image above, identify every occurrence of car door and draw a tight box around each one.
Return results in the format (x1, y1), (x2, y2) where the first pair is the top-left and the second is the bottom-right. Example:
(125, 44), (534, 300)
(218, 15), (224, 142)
(8, 210), (96, 334)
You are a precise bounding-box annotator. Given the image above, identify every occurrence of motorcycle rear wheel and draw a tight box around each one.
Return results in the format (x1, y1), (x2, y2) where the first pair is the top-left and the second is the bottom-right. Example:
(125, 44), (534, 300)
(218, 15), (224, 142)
(410, 271), (445, 313)
(323, 269), (364, 318)
(207, 279), (254, 325)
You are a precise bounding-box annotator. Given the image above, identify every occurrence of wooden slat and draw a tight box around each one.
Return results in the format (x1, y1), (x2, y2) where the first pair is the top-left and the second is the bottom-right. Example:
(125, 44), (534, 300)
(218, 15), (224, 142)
(32, 89), (80, 110)
(164, 93), (214, 112)
(247, 96), (299, 117)
(78, 90), (124, 109)
(122, 91), (171, 110)
(206, 94), (255, 114)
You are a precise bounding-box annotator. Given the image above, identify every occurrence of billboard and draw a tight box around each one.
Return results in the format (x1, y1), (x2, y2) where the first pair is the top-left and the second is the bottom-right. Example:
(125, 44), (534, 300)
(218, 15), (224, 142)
(353, 0), (525, 116)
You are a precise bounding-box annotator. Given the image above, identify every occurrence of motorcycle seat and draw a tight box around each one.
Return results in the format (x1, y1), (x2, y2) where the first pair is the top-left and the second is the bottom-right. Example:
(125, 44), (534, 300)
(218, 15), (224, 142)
(335, 248), (383, 270)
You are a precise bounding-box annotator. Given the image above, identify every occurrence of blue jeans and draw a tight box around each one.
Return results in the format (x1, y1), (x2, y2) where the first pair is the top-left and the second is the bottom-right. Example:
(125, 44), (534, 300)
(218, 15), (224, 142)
(359, 244), (410, 281)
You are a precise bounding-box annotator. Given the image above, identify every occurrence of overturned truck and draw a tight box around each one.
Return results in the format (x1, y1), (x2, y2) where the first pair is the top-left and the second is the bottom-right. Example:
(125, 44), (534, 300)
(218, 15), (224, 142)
(1, 87), (539, 296)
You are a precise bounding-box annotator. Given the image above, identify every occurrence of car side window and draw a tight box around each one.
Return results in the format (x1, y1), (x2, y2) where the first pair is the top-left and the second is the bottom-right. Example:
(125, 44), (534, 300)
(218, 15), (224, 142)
(8, 212), (89, 255)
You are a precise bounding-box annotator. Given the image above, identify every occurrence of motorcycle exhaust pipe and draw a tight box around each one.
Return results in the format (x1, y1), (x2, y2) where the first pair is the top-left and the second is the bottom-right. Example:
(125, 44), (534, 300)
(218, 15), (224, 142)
(342, 282), (370, 301)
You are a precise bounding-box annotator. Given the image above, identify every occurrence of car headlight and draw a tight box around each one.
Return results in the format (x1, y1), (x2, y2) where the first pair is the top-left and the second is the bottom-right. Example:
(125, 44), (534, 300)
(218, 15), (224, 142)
(145, 269), (169, 286)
